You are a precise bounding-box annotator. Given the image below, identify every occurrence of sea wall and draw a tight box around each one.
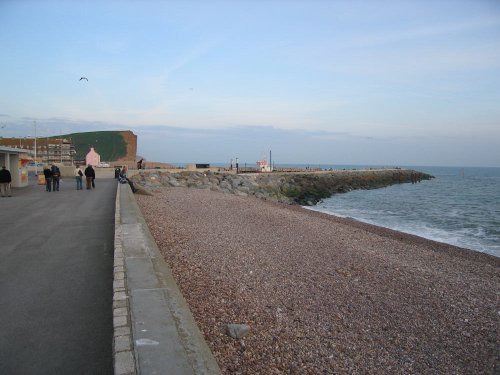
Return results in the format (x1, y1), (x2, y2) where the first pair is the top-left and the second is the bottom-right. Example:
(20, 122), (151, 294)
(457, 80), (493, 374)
(131, 168), (433, 206)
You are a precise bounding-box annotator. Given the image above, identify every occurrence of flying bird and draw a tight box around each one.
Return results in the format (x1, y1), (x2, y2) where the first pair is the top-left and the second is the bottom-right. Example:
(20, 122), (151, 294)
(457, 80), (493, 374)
(79, 77), (88, 81)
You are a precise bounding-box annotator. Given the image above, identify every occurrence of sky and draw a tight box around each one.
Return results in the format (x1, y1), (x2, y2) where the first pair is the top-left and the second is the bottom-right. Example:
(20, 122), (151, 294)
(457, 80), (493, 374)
(1, 0), (499, 167)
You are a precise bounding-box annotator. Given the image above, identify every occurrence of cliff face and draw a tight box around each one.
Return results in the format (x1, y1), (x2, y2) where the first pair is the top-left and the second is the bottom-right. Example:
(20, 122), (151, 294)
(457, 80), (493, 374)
(118, 131), (137, 162)
(131, 169), (433, 205)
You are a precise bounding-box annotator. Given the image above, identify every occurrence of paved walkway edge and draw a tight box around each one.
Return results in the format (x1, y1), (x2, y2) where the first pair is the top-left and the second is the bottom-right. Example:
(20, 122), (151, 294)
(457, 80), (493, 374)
(113, 183), (223, 375)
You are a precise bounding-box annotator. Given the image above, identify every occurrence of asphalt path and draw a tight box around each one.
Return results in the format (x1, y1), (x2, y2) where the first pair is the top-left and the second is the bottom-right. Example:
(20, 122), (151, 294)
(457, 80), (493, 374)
(0, 174), (115, 374)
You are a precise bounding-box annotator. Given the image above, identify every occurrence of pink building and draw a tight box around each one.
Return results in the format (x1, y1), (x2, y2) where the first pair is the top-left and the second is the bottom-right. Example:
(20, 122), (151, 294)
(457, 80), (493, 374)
(86, 147), (101, 166)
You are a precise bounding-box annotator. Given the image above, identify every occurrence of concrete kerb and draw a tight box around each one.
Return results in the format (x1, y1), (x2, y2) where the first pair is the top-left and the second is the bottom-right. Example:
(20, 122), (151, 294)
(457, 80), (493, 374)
(113, 183), (222, 375)
(114, 184), (136, 375)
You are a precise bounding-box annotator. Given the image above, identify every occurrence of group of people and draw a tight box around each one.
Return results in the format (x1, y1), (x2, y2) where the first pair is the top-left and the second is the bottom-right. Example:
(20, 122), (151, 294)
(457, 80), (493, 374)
(57, 164), (135, 191)
(43, 164), (62, 192)
(43, 164), (97, 191)
(74, 164), (96, 190)
(2, 164), (136, 196)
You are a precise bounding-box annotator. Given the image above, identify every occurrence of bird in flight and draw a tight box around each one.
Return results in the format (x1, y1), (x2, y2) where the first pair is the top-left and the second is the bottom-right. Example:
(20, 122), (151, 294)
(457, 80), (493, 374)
(79, 77), (88, 81)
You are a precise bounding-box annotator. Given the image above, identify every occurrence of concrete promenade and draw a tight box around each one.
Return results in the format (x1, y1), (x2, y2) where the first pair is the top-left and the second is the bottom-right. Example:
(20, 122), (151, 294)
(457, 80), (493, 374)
(0, 174), (115, 374)
(1, 171), (222, 374)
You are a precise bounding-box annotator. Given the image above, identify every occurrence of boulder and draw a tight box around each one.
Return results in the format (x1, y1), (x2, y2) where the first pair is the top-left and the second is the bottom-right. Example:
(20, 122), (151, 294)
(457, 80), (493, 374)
(226, 324), (250, 339)
(168, 178), (180, 187)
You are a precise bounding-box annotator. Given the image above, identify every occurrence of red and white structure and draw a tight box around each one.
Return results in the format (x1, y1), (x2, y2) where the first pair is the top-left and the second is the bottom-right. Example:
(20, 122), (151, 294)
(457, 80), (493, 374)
(256, 160), (272, 172)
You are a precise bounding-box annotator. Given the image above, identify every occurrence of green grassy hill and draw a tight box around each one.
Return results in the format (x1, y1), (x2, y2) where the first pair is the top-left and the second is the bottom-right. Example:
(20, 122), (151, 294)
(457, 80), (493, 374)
(62, 131), (128, 161)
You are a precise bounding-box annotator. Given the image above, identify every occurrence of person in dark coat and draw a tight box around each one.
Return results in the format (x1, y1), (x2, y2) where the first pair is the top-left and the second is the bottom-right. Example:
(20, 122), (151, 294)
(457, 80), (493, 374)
(84, 164), (95, 190)
(0, 166), (12, 197)
(51, 164), (61, 191)
(43, 165), (53, 192)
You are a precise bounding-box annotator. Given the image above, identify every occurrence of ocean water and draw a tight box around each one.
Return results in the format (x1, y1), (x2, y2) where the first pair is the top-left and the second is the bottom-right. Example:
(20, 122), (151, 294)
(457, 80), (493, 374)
(307, 166), (500, 258)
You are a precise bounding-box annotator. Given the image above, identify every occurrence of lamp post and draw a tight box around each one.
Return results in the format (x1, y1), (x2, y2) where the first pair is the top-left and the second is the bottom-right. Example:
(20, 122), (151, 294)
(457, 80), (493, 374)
(60, 128), (63, 164)
(34, 121), (37, 174)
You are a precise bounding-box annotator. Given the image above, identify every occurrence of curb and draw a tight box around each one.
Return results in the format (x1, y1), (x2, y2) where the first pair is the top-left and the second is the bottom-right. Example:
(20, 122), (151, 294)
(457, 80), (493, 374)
(112, 183), (222, 375)
(113, 182), (137, 375)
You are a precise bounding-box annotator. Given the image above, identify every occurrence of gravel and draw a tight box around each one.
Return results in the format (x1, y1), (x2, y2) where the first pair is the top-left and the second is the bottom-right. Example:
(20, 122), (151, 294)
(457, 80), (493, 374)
(136, 187), (499, 374)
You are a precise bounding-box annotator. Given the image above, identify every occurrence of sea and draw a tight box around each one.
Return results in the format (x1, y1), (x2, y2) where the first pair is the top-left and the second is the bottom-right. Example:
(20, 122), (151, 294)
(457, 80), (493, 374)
(303, 165), (500, 258)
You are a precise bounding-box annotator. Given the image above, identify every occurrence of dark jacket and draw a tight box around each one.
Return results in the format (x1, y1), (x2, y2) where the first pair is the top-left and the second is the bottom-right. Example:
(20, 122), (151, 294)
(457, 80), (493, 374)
(43, 168), (53, 179)
(84, 166), (95, 178)
(51, 165), (60, 178)
(0, 168), (11, 183)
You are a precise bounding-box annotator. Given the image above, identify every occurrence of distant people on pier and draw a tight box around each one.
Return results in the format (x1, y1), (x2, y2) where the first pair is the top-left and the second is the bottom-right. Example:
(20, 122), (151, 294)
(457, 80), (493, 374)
(0, 166), (12, 197)
(137, 159), (143, 170)
(43, 165), (53, 192)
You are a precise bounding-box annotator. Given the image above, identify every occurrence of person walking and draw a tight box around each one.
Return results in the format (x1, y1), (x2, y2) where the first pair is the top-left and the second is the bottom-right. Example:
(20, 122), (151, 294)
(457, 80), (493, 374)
(51, 164), (61, 192)
(75, 165), (84, 190)
(0, 166), (12, 197)
(43, 165), (53, 192)
(84, 164), (95, 190)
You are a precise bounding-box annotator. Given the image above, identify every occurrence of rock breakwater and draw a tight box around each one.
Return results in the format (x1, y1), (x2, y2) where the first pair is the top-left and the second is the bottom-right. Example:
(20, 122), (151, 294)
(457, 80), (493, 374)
(131, 168), (433, 206)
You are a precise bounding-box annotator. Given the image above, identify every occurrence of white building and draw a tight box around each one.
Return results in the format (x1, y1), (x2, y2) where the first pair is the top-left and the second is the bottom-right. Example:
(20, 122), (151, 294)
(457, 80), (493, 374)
(256, 161), (272, 172)
(0, 146), (31, 187)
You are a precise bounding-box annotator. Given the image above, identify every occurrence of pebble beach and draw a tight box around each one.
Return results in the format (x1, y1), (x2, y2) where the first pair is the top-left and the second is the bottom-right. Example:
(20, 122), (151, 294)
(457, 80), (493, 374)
(136, 187), (499, 374)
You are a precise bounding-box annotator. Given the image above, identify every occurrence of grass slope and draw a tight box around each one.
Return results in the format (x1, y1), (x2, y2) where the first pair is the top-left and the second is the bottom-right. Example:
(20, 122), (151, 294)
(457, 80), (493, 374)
(63, 131), (127, 161)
